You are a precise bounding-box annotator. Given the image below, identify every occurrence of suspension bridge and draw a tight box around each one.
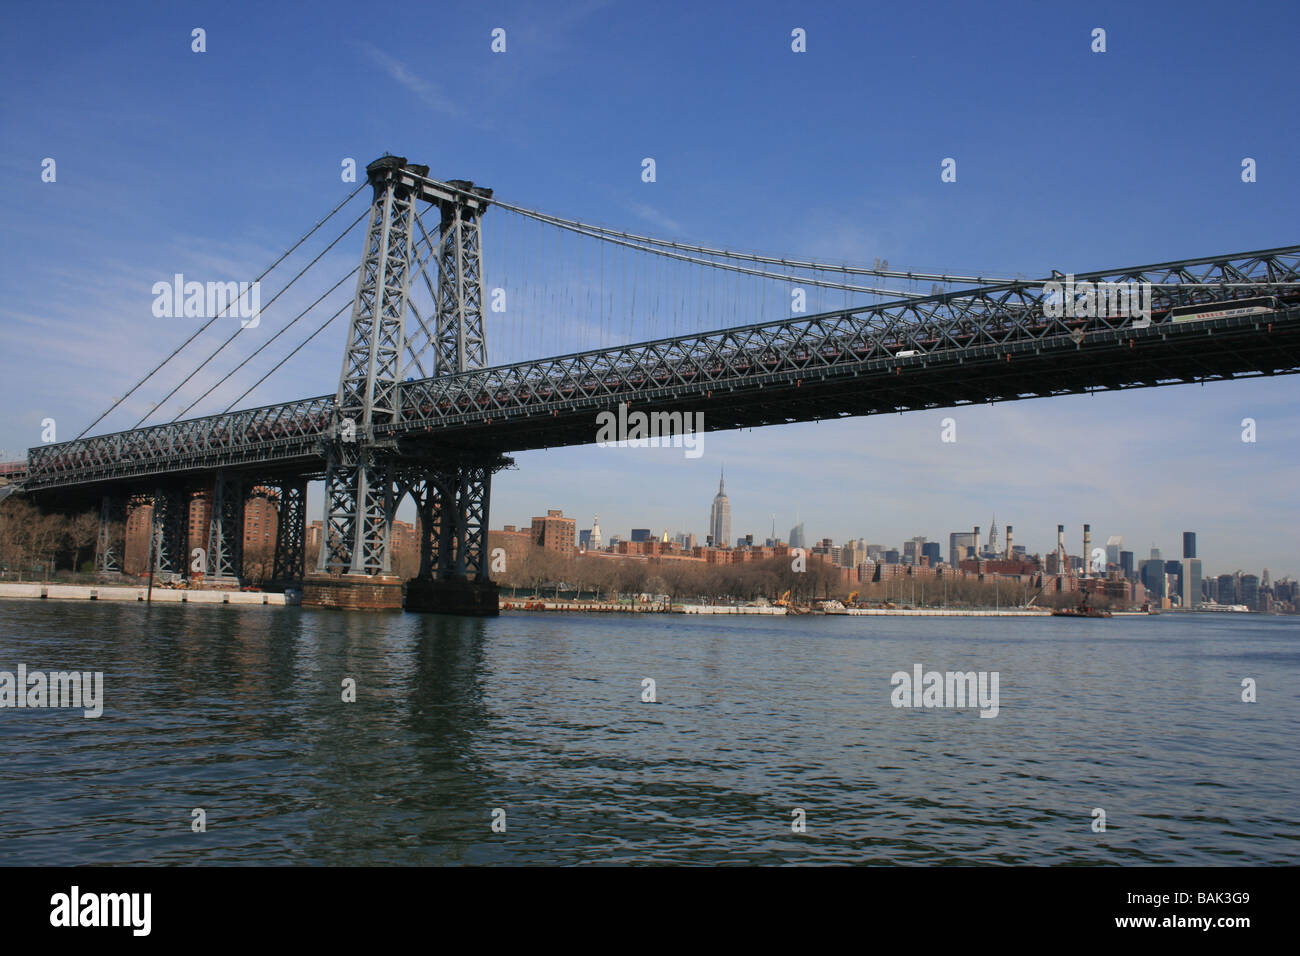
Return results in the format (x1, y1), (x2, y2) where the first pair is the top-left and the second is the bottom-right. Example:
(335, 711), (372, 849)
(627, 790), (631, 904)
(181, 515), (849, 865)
(7, 155), (1300, 612)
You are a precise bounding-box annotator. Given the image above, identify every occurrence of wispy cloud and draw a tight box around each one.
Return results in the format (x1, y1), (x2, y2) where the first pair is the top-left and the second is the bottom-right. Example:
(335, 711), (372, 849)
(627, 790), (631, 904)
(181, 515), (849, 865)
(357, 43), (460, 117)
(624, 200), (682, 235)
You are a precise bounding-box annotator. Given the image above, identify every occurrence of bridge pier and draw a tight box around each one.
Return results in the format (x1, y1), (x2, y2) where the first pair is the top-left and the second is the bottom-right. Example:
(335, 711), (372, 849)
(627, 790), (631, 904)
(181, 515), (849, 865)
(301, 572), (404, 610)
(271, 478), (307, 587)
(150, 485), (188, 582)
(405, 578), (500, 616)
(94, 494), (125, 575)
(403, 456), (505, 617)
(205, 471), (245, 587)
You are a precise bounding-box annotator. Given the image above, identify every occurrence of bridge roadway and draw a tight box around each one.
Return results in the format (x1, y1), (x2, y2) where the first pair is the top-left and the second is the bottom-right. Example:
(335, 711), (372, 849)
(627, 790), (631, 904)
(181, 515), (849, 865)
(18, 251), (1300, 502)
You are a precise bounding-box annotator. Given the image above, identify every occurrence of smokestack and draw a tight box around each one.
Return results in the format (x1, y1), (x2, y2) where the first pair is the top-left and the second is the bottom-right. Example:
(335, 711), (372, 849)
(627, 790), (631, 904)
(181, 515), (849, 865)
(1083, 524), (1091, 577)
(974, 526), (981, 559)
(1005, 525), (1013, 559)
(1057, 524), (1066, 573)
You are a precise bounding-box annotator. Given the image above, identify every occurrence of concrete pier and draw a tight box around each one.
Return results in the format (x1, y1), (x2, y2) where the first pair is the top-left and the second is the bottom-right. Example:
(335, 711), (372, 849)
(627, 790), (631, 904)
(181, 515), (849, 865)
(0, 582), (293, 605)
(301, 573), (403, 611)
(405, 579), (500, 617)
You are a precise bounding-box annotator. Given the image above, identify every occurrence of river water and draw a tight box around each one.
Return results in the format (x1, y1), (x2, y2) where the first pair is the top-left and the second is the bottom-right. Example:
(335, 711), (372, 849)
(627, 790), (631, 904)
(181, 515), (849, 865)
(1, 599), (1296, 865)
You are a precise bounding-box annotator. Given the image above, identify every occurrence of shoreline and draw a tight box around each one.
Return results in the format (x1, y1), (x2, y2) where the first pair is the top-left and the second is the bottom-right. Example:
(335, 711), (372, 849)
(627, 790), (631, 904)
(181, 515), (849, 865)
(1, 584), (1261, 617)
(839, 608), (1051, 617)
(0, 582), (294, 606)
(509, 602), (1059, 617)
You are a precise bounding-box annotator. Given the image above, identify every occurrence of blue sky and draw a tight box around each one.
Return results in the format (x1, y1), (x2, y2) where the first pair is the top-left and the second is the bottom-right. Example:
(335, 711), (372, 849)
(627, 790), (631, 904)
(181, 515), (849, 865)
(1, 0), (1297, 577)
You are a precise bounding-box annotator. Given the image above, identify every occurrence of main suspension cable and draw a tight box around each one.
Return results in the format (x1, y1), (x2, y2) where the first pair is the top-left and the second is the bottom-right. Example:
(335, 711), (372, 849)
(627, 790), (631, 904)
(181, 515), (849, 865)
(498, 207), (928, 299)
(414, 172), (1015, 286)
(422, 173), (1300, 291)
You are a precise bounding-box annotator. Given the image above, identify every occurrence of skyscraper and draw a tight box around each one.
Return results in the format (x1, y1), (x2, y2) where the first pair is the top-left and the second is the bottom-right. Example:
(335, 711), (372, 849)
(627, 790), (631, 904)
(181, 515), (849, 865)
(788, 523), (806, 549)
(1182, 531), (1197, 559)
(1140, 558), (1166, 600)
(1240, 574), (1260, 610)
(709, 470), (731, 550)
(1120, 550), (1135, 580)
(949, 531), (977, 564)
(1217, 573), (1237, 605)
(1181, 558), (1202, 609)
(1106, 535), (1123, 569)
(589, 515), (602, 551)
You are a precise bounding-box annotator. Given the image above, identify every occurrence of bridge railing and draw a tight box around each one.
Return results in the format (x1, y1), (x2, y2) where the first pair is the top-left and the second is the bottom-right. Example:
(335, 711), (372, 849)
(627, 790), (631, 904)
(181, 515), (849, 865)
(23, 394), (335, 489)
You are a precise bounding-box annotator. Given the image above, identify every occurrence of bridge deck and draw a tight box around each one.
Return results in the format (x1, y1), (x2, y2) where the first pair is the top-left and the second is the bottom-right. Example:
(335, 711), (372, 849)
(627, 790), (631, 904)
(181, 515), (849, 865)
(18, 296), (1300, 496)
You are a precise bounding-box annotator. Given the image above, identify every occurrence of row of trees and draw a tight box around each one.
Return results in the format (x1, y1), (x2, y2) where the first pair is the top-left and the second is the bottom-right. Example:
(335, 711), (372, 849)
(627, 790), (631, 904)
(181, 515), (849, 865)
(494, 546), (1088, 608)
(0, 499), (103, 580)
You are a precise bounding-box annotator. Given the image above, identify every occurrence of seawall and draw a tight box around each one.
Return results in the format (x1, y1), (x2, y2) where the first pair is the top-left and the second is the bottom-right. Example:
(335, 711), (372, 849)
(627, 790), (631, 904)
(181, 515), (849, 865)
(0, 583), (296, 606)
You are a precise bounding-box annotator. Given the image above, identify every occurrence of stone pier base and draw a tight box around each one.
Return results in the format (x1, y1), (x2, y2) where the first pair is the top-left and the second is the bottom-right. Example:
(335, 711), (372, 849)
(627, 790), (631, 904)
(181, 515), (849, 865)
(405, 578), (500, 617)
(302, 573), (403, 610)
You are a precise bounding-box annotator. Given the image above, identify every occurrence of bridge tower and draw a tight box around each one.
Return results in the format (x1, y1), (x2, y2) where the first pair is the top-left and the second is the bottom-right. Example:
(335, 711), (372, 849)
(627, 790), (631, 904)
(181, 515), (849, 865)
(304, 156), (508, 613)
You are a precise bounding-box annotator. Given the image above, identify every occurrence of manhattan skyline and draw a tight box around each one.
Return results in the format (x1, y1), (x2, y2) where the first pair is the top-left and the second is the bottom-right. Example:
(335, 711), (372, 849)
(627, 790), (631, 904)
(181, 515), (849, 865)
(490, 379), (1295, 578)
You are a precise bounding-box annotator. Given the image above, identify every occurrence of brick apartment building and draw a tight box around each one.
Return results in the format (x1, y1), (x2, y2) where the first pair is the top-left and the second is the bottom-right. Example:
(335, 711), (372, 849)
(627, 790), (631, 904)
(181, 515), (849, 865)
(530, 510), (576, 556)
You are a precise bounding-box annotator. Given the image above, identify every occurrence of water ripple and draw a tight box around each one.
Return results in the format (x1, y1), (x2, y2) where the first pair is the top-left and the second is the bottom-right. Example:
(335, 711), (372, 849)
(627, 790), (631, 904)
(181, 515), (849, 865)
(0, 601), (1296, 864)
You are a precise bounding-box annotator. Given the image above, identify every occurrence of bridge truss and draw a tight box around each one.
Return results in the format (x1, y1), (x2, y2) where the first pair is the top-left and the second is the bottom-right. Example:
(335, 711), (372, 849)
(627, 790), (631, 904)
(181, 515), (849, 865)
(22, 243), (1300, 485)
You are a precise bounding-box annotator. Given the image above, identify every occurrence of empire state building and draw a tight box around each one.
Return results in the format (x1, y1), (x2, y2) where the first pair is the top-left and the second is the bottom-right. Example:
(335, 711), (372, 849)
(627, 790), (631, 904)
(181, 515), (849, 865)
(708, 470), (731, 548)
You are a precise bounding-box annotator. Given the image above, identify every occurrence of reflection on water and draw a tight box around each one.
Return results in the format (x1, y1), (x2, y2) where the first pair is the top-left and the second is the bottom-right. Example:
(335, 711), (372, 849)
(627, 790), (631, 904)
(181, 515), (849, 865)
(1, 600), (1296, 865)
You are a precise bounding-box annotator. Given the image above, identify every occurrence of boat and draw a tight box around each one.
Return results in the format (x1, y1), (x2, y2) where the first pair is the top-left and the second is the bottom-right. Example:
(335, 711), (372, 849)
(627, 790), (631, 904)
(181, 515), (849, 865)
(1052, 594), (1112, 618)
(1053, 605), (1112, 617)
(1110, 602), (1160, 616)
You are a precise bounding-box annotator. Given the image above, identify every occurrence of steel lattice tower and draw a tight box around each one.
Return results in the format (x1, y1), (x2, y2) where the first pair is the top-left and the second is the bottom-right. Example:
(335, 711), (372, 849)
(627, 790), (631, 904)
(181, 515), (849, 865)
(433, 180), (489, 374)
(319, 156), (415, 575)
(314, 157), (507, 611)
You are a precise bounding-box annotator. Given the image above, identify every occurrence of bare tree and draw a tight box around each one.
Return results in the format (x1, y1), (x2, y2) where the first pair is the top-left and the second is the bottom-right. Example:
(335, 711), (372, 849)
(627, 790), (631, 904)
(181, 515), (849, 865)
(242, 542), (275, 585)
(497, 546), (528, 596)
(655, 561), (695, 607)
(0, 498), (36, 577)
(66, 510), (100, 574)
(620, 560), (648, 603)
